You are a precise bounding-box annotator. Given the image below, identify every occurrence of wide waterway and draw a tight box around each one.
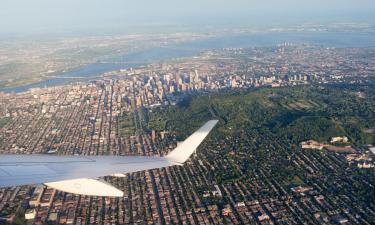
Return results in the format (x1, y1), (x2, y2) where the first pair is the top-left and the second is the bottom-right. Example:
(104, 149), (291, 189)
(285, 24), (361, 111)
(1, 31), (375, 93)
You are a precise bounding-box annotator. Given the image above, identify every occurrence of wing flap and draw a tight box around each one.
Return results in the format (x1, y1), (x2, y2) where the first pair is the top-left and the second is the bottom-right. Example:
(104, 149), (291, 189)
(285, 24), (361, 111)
(45, 178), (123, 197)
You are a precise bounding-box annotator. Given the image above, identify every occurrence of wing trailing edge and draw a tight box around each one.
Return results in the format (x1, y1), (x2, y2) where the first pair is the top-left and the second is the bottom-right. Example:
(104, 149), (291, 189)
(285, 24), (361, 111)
(45, 178), (123, 197)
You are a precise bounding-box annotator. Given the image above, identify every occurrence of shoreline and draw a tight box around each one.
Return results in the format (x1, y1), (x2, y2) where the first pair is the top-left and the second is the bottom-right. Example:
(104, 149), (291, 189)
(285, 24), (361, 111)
(2, 31), (375, 93)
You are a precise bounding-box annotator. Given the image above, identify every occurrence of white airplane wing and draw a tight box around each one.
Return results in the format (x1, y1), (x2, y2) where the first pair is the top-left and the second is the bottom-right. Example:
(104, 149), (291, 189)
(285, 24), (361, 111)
(0, 120), (218, 197)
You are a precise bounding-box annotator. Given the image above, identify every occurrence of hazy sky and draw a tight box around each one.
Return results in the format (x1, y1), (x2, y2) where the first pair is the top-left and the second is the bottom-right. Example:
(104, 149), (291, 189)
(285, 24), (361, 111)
(1, 0), (375, 36)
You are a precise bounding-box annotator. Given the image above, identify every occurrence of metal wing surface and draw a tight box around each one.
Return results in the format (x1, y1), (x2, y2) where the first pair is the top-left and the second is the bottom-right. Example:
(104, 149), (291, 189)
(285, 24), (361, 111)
(0, 120), (218, 196)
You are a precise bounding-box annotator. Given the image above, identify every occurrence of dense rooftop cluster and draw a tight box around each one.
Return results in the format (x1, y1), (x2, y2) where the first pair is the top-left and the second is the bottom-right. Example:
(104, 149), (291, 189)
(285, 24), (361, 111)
(0, 45), (374, 224)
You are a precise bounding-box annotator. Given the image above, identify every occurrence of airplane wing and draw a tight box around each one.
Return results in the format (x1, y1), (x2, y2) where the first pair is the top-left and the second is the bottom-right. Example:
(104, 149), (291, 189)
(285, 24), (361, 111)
(0, 120), (218, 197)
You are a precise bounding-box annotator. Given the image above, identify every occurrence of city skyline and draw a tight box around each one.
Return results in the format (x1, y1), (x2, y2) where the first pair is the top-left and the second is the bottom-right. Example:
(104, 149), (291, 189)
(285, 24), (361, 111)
(0, 45), (374, 224)
(1, 1), (375, 224)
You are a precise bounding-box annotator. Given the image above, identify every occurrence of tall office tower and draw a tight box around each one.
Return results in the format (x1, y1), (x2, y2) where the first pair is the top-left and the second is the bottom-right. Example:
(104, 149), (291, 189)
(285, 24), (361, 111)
(189, 71), (195, 83)
(194, 69), (200, 82)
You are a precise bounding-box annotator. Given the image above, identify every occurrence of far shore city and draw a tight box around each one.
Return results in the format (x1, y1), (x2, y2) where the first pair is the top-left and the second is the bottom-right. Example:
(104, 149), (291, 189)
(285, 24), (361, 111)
(0, 1), (374, 225)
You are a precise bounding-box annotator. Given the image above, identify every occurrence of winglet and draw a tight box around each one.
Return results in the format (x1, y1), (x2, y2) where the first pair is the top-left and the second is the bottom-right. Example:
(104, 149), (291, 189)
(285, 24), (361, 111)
(165, 120), (218, 164)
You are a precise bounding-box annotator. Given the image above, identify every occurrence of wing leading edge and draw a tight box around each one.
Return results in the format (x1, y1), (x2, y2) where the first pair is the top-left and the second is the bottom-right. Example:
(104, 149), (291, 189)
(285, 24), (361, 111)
(0, 120), (218, 196)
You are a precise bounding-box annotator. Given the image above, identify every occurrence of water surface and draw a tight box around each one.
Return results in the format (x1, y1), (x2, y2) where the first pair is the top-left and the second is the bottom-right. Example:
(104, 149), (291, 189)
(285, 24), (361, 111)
(2, 31), (374, 93)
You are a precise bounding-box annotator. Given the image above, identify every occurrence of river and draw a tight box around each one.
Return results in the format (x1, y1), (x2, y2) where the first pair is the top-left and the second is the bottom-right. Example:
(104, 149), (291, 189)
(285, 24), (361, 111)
(1, 31), (375, 93)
